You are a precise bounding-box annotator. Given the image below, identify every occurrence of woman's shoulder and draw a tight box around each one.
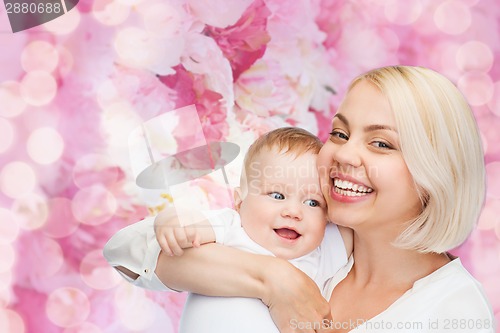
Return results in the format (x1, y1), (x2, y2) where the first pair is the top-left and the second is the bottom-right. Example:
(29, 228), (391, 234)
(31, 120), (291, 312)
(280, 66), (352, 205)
(408, 258), (494, 322)
(412, 258), (487, 296)
(367, 258), (496, 332)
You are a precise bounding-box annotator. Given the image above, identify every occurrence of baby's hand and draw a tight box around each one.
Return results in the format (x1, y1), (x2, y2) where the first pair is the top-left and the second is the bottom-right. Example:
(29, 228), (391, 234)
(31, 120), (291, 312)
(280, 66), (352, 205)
(154, 209), (202, 256)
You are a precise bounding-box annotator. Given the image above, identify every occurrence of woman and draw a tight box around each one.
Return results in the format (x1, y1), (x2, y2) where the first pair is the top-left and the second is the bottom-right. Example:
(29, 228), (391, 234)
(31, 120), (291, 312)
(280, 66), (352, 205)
(105, 66), (495, 333)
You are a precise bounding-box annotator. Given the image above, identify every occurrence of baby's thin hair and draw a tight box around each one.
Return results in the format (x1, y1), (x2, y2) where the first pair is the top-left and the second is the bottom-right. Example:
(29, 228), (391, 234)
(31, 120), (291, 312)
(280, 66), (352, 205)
(243, 127), (323, 171)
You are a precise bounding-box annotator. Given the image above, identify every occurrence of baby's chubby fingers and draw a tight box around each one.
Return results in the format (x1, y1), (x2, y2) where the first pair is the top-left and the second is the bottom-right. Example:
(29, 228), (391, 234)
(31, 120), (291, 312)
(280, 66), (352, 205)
(165, 229), (186, 256)
(184, 226), (201, 248)
(156, 232), (174, 256)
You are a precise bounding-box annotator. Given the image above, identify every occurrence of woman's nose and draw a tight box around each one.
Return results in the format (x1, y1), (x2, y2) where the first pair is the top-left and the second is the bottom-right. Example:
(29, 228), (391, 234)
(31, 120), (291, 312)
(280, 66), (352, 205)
(333, 140), (362, 169)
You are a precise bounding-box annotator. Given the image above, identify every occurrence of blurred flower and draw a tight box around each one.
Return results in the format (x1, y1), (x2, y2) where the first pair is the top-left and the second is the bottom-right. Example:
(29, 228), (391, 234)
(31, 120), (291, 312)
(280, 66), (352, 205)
(182, 32), (234, 109)
(204, 0), (272, 80)
(186, 0), (254, 28)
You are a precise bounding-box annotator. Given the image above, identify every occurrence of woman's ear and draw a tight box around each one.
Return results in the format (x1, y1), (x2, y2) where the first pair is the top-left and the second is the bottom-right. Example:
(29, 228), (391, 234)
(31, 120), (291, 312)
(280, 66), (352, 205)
(234, 187), (243, 212)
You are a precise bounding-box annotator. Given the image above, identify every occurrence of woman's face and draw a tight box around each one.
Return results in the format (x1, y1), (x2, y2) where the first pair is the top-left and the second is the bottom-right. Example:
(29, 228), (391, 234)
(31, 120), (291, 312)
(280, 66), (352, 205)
(317, 80), (422, 233)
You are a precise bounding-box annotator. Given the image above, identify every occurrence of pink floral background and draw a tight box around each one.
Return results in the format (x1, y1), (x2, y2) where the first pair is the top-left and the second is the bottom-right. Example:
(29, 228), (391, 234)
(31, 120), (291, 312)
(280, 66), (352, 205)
(1, 0), (500, 332)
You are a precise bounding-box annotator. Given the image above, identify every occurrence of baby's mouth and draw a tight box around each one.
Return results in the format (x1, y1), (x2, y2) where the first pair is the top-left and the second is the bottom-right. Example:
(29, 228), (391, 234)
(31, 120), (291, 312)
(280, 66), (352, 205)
(274, 228), (301, 240)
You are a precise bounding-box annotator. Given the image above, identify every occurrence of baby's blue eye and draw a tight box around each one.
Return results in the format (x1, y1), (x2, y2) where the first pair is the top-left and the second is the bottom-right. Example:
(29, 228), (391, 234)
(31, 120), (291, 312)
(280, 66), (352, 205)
(269, 192), (285, 200)
(304, 199), (320, 207)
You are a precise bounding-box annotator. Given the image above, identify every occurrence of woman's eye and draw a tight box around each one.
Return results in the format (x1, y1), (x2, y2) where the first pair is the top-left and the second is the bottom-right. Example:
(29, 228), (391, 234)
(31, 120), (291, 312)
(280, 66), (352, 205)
(371, 141), (393, 149)
(304, 199), (320, 207)
(329, 130), (349, 141)
(269, 192), (285, 200)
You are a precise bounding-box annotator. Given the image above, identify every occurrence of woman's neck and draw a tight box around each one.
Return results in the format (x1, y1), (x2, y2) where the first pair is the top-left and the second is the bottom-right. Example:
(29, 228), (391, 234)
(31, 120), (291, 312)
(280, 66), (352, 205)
(350, 231), (450, 289)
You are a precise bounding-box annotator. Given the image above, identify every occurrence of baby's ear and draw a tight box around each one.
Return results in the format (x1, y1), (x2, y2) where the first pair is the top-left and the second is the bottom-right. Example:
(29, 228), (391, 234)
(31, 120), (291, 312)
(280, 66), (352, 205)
(234, 187), (243, 212)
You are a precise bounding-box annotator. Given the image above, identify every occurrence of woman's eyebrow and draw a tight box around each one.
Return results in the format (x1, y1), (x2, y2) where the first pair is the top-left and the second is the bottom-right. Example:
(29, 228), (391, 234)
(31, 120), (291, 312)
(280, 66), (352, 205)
(364, 124), (398, 133)
(333, 113), (397, 133)
(333, 113), (348, 125)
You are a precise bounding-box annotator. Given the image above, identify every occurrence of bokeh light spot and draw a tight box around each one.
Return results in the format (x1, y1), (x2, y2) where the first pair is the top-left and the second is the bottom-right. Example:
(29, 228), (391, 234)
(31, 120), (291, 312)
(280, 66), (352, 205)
(0, 118), (15, 154)
(0, 208), (20, 244)
(0, 81), (27, 118)
(456, 41), (493, 73)
(140, 2), (181, 36)
(0, 244), (16, 273)
(31, 237), (64, 278)
(96, 80), (119, 110)
(72, 154), (121, 188)
(0, 271), (13, 292)
(0, 290), (13, 308)
(486, 162), (500, 199)
(43, 197), (80, 238)
(339, 29), (390, 69)
(0, 162), (37, 199)
(6, 309), (24, 333)
(80, 250), (122, 290)
(384, 0), (422, 25)
(487, 81), (500, 117)
(434, 0), (471, 35)
(457, 72), (494, 106)
(20, 71), (57, 106)
(478, 198), (500, 230)
(114, 285), (156, 331)
(27, 127), (65, 165)
(428, 41), (462, 81)
(12, 193), (49, 230)
(462, 0), (480, 6)
(71, 185), (117, 225)
(46, 287), (90, 328)
(0, 309), (25, 333)
(43, 8), (81, 35)
(93, 0), (130, 26)
(101, 101), (143, 149)
(114, 27), (155, 68)
(21, 41), (59, 73)
(116, 0), (144, 7)
(0, 310), (7, 333)
(63, 322), (102, 333)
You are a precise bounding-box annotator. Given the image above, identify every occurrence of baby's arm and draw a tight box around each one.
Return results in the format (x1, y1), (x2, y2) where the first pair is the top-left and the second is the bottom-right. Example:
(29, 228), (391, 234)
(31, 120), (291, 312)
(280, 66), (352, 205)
(104, 212), (333, 333)
(155, 245), (332, 333)
(154, 207), (215, 256)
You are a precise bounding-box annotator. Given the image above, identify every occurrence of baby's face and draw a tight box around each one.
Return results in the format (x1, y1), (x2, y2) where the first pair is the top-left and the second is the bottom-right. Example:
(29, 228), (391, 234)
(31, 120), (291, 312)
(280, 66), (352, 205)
(237, 149), (327, 260)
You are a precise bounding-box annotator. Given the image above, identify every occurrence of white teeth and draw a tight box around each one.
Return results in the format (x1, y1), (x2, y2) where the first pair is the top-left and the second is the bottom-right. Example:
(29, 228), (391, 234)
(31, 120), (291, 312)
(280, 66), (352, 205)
(335, 188), (367, 197)
(333, 178), (373, 196)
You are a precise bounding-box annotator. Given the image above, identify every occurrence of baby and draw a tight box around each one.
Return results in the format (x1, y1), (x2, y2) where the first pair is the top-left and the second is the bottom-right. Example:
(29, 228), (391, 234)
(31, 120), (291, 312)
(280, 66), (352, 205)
(104, 127), (352, 333)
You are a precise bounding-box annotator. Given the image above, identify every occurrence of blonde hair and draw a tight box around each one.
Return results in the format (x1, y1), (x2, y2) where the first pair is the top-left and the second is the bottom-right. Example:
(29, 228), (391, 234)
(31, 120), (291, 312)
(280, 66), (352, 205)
(241, 127), (322, 189)
(350, 66), (485, 253)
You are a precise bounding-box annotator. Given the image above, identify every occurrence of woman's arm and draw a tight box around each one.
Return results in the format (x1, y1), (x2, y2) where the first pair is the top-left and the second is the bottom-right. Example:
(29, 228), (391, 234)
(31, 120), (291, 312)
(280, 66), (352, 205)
(155, 244), (333, 333)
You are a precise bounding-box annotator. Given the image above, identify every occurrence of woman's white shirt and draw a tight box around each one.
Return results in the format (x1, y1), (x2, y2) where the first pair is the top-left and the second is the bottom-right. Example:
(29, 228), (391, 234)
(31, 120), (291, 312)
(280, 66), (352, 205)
(322, 256), (496, 333)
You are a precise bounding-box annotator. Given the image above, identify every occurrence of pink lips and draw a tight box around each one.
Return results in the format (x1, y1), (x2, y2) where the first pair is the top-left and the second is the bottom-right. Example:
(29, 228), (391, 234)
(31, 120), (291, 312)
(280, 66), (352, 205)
(274, 228), (301, 240)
